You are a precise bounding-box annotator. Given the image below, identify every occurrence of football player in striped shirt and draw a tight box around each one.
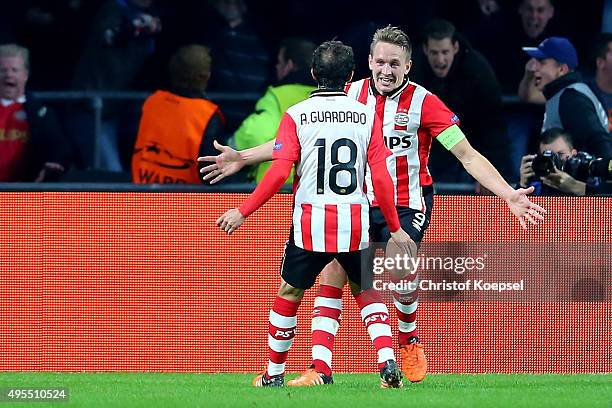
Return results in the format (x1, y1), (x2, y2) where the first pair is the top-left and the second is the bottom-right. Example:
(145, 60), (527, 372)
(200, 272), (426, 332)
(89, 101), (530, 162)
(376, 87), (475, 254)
(202, 27), (546, 385)
(216, 40), (412, 388)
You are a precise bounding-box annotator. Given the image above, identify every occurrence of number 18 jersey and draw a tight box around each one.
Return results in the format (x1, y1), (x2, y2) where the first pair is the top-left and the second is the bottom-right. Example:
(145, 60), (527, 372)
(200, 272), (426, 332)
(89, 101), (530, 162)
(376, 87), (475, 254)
(272, 90), (391, 253)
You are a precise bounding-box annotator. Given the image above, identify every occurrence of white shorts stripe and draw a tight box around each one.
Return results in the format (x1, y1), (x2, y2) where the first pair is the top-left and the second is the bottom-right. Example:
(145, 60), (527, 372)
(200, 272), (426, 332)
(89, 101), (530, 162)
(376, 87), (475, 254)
(267, 361), (286, 376)
(314, 296), (342, 310)
(360, 303), (389, 320)
(393, 299), (419, 315)
(377, 348), (395, 364)
(398, 320), (417, 333)
(268, 334), (294, 353)
(311, 316), (339, 335)
(367, 322), (392, 339)
(269, 310), (297, 329)
(312, 344), (333, 367)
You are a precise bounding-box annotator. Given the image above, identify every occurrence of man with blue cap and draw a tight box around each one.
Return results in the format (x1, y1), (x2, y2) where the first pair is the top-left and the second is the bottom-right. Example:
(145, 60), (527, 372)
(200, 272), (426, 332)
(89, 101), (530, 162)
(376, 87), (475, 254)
(522, 36), (612, 158)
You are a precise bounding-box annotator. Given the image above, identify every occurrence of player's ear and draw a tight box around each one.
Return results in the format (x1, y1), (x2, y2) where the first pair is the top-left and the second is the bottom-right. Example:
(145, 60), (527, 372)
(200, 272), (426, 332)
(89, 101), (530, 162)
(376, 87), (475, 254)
(405, 59), (412, 75)
(368, 54), (373, 70)
(311, 67), (317, 82)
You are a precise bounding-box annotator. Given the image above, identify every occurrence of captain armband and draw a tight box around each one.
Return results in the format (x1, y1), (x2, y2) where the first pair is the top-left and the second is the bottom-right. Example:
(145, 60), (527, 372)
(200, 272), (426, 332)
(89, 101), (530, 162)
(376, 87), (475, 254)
(436, 124), (466, 151)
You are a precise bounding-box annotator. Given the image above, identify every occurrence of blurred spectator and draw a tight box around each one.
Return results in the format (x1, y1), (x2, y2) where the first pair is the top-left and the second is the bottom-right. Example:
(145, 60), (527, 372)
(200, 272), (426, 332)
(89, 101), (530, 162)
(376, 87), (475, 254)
(203, 0), (270, 131)
(467, 0), (559, 94)
(519, 128), (606, 196)
(589, 32), (612, 132)
(519, 0), (555, 40)
(72, 0), (161, 91)
(411, 19), (511, 182)
(19, 0), (101, 90)
(69, 0), (162, 172)
(132, 45), (224, 184)
(234, 37), (316, 183)
(523, 37), (612, 158)
(0, 44), (71, 182)
(208, 0), (270, 92)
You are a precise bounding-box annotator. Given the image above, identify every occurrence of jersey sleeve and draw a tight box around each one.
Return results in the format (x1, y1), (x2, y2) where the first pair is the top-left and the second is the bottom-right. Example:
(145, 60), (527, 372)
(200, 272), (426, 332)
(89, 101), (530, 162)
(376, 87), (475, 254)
(271, 112), (300, 162)
(421, 93), (461, 138)
(367, 113), (392, 165)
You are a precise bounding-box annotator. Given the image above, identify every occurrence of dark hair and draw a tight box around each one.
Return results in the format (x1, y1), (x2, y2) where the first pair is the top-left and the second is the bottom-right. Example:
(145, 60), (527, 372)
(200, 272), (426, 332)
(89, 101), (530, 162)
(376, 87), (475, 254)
(422, 19), (457, 44)
(280, 37), (316, 70)
(370, 26), (412, 59)
(312, 41), (354, 90)
(168, 44), (211, 93)
(539, 127), (573, 148)
(593, 32), (612, 61)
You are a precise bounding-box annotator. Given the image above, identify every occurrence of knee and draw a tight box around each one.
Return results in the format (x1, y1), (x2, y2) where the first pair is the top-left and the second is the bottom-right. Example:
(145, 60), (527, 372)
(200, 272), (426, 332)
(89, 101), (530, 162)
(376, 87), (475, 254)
(278, 279), (305, 302)
(319, 260), (347, 288)
(386, 238), (418, 279)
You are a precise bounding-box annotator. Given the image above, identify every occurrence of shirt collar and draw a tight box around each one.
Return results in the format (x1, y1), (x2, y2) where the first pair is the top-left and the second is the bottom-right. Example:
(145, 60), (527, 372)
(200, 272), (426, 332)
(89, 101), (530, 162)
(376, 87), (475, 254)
(309, 89), (347, 98)
(1, 95), (26, 106)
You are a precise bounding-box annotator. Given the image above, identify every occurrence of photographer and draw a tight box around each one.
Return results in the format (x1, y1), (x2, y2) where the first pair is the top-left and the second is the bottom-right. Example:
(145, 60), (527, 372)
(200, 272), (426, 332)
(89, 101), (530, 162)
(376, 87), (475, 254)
(519, 128), (612, 196)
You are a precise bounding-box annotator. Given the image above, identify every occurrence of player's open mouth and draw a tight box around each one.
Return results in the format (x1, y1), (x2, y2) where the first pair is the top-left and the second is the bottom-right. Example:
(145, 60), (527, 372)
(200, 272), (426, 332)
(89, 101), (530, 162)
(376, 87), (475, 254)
(379, 77), (394, 86)
(2, 80), (16, 89)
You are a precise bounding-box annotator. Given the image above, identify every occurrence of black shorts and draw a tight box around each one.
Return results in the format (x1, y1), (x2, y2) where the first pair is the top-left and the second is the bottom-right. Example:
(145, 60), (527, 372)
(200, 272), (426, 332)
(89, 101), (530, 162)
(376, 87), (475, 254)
(280, 241), (373, 290)
(369, 192), (433, 245)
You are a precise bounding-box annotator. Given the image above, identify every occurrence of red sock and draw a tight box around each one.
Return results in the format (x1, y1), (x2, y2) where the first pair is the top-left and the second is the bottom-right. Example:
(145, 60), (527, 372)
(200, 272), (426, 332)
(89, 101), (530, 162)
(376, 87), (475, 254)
(311, 285), (342, 376)
(355, 288), (395, 369)
(266, 296), (300, 376)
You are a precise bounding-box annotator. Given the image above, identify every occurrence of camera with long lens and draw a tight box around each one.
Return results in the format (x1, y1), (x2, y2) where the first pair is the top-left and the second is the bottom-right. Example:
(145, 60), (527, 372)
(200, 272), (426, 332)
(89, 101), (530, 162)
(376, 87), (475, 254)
(564, 153), (612, 181)
(531, 150), (562, 177)
(533, 150), (612, 181)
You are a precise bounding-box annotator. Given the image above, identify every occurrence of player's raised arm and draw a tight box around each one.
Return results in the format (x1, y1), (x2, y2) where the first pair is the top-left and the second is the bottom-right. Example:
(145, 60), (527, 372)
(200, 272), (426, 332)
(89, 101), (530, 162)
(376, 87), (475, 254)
(197, 140), (275, 184)
(442, 128), (546, 229)
(216, 114), (299, 235)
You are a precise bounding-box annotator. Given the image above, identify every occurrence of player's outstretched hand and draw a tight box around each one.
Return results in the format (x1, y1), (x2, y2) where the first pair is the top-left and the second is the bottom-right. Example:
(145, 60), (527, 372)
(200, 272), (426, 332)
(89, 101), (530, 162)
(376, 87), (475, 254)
(504, 186), (546, 229)
(197, 140), (244, 184)
(216, 208), (245, 235)
(389, 228), (414, 255)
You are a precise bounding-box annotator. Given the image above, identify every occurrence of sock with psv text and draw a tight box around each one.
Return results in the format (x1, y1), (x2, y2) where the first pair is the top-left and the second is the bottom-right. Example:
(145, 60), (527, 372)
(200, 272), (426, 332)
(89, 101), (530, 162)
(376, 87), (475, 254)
(311, 285), (342, 376)
(266, 296), (300, 377)
(355, 288), (395, 369)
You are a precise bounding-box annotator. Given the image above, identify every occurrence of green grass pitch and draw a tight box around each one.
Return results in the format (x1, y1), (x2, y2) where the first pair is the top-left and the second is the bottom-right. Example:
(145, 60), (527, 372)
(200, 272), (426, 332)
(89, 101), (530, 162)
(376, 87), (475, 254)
(0, 373), (610, 407)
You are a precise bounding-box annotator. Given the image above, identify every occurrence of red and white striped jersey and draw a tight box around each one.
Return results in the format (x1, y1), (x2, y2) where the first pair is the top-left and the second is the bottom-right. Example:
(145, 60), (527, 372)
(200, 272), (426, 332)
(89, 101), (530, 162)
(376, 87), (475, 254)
(345, 78), (460, 211)
(272, 90), (391, 253)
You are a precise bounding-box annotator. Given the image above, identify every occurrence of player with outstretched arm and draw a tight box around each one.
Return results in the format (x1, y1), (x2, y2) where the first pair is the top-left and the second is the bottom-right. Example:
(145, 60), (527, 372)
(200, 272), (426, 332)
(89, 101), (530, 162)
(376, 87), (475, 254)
(217, 40), (413, 388)
(205, 27), (546, 385)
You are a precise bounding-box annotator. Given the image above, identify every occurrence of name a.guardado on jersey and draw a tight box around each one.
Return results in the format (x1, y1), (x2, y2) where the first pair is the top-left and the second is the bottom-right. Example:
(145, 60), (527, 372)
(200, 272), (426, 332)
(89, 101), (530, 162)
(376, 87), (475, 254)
(299, 111), (368, 125)
(373, 279), (525, 292)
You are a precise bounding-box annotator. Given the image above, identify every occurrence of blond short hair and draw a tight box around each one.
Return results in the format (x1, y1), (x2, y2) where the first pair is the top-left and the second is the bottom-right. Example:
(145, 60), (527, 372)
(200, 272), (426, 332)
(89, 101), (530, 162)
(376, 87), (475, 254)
(0, 44), (30, 71)
(370, 26), (412, 59)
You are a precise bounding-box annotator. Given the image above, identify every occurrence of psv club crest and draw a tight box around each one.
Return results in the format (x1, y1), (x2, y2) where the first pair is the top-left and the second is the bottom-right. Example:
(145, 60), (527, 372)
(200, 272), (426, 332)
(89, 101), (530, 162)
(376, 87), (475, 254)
(394, 111), (409, 127)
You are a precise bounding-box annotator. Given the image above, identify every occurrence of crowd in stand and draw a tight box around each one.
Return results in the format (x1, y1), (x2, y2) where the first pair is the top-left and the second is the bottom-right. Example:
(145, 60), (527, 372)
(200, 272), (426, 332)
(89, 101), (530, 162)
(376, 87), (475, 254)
(0, 0), (610, 195)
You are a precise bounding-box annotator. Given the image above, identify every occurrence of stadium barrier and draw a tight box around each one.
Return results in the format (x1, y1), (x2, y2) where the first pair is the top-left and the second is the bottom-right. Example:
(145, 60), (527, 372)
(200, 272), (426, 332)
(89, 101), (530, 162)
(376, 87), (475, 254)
(1, 193), (609, 373)
(31, 91), (527, 170)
